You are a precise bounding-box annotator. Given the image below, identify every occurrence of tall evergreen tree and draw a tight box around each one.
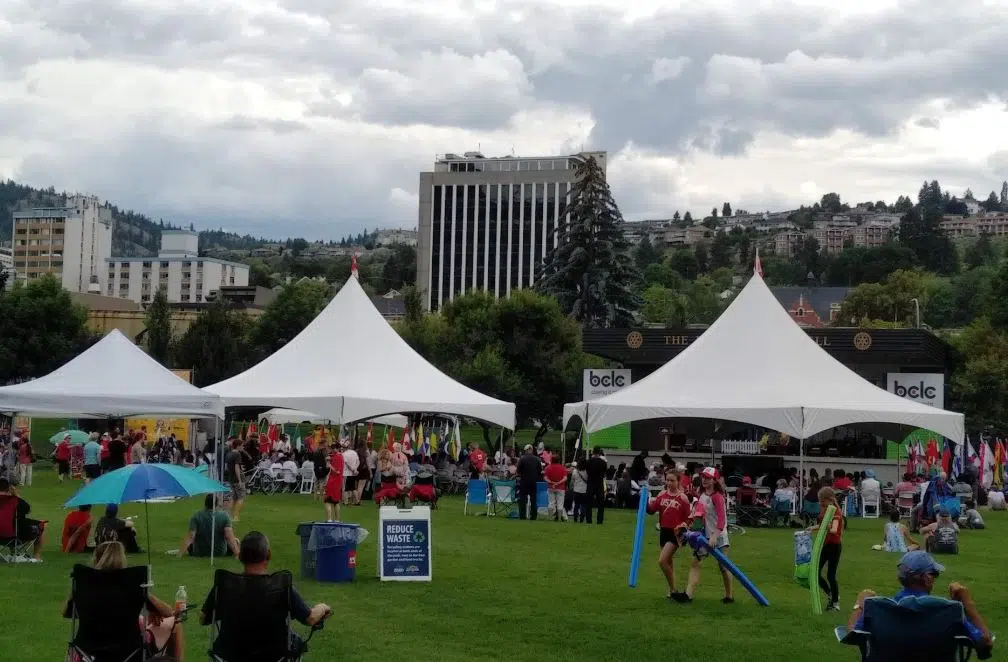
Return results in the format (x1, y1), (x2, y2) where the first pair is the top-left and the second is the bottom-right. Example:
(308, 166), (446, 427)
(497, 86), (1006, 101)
(535, 154), (640, 328)
(144, 287), (173, 365)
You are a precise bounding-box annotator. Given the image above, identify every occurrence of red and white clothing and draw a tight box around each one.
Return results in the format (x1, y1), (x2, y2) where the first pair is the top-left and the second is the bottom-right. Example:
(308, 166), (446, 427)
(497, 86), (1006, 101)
(647, 490), (691, 530)
(699, 491), (729, 548)
(324, 452), (345, 504)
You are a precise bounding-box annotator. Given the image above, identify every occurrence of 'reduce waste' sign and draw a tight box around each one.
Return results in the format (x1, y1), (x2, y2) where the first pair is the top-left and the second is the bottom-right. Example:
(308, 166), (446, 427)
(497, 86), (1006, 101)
(378, 506), (432, 582)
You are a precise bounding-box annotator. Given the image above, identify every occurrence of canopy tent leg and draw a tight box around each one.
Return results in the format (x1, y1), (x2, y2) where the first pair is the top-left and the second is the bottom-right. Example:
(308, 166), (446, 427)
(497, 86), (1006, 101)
(799, 407), (806, 504)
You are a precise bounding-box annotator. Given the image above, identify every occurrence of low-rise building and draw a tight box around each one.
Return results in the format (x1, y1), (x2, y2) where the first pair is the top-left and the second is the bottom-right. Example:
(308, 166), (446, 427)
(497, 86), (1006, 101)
(374, 229), (417, 247)
(106, 230), (250, 305)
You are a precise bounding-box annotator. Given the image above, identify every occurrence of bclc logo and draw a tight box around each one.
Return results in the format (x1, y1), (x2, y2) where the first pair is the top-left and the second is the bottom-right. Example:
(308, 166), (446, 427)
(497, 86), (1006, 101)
(892, 380), (937, 400)
(589, 370), (626, 389)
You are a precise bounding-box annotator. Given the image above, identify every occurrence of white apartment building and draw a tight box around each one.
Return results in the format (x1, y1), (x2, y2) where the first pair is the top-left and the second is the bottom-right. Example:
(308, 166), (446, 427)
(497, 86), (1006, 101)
(106, 230), (250, 305)
(0, 246), (12, 281)
(374, 228), (418, 247)
(11, 194), (113, 293)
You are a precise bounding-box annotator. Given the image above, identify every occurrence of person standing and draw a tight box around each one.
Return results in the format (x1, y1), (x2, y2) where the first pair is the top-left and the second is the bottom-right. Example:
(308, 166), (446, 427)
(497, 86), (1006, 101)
(648, 469), (690, 599)
(342, 442), (360, 506)
(683, 467), (733, 604)
(54, 434), (72, 482)
(17, 437), (34, 487)
(543, 455), (568, 522)
(516, 444), (542, 520)
(571, 461), (589, 522)
(354, 441), (371, 503)
(808, 485), (845, 611)
(324, 446), (345, 521)
(225, 438), (247, 522)
(107, 434), (127, 471)
(585, 447), (608, 525)
(83, 434), (102, 483)
(129, 434), (147, 465)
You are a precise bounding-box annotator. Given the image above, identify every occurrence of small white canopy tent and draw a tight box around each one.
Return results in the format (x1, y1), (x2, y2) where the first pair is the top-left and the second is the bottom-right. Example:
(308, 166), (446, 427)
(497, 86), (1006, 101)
(563, 272), (964, 444)
(0, 329), (224, 419)
(206, 273), (515, 429)
(260, 408), (408, 429)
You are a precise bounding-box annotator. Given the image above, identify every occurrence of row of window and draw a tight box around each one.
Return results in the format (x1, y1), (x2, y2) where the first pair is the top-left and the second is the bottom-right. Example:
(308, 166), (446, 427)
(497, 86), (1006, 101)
(445, 158), (571, 173)
(428, 182), (570, 310)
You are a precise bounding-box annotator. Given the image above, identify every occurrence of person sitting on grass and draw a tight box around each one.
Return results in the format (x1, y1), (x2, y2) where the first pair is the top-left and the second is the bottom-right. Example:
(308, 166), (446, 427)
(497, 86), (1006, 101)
(179, 494), (240, 558)
(921, 508), (959, 555)
(64, 541), (185, 661)
(872, 511), (919, 553)
(95, 504), (142, 554)
(846, 551), (992, 656)
(959, 500), (985, 530)
(62, 505), (94, 554)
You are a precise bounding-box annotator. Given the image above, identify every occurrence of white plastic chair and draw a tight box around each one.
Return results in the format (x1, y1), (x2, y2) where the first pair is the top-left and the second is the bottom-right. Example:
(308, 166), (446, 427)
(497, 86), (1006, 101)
(298, 467), (315, 495)
(897, 491), (915, 519)
(862, 492), (880, 518)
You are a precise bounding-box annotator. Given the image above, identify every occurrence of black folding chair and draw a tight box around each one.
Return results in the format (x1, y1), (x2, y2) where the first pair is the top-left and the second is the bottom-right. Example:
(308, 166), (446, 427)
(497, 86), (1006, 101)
(205, 569), (325, 662)
(66, 564), (148, 662)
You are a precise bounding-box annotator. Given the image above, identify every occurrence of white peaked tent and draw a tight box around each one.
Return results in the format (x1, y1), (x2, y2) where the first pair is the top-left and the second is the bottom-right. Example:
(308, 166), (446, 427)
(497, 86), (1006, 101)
(0, 329), (224, 419)
(205, 274), (516, 429)
(563, 273), (964, 443)
(260, 408), (408, 428)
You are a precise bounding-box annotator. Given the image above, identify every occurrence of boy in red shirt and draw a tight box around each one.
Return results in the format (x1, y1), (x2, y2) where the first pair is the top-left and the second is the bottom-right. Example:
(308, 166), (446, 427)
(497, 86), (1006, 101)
(544, 456), (568, 522)
(647, 469), (691, 599)
(61, 505), (93, 553)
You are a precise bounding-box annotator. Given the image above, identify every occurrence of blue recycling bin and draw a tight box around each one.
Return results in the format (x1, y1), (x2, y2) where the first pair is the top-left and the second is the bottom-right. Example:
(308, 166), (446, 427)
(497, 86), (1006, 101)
(297, 522), (361, 583)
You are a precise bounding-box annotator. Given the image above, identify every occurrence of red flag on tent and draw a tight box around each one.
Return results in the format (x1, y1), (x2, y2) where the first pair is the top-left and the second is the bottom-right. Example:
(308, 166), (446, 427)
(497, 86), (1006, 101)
(387, 426), (395, 449)
(268, 424), (279, 443)
(941, 442), (952, 475)
(754, 248), (764, 278)
(351, 254), (358, 276)
(247, 422), (257, 439)
(366, 423), (373, 444)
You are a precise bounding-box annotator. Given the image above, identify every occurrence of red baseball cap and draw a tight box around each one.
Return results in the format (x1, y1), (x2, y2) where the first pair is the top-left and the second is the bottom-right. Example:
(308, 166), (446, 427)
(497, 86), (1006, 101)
(701, 467), (720, 480)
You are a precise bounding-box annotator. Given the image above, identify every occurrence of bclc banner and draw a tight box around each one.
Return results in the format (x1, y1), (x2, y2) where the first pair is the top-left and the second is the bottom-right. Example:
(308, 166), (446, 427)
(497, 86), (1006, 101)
(886, 373), (944, 408)
(583, 368), (632, 401)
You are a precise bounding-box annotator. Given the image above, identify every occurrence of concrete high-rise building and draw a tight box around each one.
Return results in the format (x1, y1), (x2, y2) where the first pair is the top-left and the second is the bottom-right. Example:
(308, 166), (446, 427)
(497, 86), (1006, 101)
(416, 150), (606, 311)
(106, 230), (250, 305)
(11, 194), (114, 293)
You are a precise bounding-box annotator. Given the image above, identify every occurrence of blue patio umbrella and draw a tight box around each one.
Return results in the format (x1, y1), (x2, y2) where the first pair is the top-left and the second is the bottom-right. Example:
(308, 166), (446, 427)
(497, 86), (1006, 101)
(65, 463), (229, 573)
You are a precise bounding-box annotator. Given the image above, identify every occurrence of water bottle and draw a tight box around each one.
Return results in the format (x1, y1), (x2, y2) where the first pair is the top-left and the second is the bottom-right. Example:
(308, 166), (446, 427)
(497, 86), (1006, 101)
(174, 585), (187, 614)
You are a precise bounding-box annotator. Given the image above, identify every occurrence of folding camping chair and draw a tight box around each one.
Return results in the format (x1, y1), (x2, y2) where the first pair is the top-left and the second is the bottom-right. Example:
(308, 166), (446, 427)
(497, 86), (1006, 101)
(835, 595), (988, 662)
(0, 493), (39, 563)
(862, 492), (881, 518)
(489, 479), (518, 517)
(66, 564), (149, 662)
(205, 569), (326, 662)
(464, 479), (490, 516)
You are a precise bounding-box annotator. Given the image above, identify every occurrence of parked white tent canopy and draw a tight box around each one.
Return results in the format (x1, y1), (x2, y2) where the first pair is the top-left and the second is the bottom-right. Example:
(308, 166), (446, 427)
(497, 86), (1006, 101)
(562, 272), (964, 444)
(205, 273), (515, 429)
(0, 329), (224, 419)
(260, 408), (408, 429)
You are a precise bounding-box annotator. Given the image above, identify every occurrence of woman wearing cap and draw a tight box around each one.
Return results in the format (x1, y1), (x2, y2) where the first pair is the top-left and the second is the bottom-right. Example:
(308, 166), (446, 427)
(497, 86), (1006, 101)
(682, 467), (733, 604)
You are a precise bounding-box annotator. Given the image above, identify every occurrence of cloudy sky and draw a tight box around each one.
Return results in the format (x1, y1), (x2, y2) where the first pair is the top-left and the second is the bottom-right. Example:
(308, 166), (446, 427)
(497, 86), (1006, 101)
(2, 0), (1007, 239)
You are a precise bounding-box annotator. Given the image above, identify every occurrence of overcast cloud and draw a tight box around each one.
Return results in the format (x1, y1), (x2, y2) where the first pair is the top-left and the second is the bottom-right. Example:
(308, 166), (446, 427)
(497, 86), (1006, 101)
(1, 0), (1007, 239)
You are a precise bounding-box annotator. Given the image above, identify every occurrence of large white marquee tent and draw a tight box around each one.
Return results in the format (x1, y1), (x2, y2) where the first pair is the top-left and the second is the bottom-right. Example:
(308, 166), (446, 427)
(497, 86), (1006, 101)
(206, 274), (516, 429)
(260, 408), (408, 429)
(563, 272), (964, 444)
(0, 329), (224, 419)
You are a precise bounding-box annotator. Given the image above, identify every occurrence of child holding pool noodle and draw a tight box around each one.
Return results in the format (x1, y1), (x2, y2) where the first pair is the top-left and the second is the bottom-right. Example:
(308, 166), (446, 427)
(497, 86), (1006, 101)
(646, 469), (691, 600)
(681, 467), (733, 604)
(807, 486), (845, 611)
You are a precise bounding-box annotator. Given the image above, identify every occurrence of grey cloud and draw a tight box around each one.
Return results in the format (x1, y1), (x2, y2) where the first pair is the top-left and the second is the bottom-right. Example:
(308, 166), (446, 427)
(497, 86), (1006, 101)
(215, 116), (310, 134)
(915, 117), (941, 129)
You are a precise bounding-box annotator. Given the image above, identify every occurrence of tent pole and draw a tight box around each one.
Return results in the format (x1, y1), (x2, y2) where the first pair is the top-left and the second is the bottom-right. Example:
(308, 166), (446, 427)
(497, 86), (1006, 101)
(799, 407), (806, 502)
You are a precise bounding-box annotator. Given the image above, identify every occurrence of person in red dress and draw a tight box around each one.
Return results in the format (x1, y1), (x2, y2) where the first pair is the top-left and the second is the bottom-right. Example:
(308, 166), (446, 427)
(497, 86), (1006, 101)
(324, 445), (345, 522)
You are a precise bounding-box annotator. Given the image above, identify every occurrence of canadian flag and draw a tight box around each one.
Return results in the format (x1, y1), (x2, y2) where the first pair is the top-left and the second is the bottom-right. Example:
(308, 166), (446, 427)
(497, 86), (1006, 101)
(754, 248), (764, 278)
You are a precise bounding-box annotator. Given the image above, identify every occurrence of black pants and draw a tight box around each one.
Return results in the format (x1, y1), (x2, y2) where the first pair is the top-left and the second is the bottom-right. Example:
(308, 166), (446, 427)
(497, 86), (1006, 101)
(818, 542), (841, 604)
(518, 481), (537, 520)
(585, 488), (605, 524)
(573, 493), (588, 522)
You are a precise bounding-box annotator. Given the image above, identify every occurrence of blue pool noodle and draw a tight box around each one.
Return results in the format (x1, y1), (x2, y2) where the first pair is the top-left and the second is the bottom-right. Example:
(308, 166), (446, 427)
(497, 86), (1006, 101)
(628, 492), (649, 587)
(687, 532), (770, 606)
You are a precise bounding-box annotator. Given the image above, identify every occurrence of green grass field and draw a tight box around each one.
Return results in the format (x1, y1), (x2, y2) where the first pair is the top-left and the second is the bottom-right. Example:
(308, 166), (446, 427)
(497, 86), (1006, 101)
(3, 468), (1005, 661)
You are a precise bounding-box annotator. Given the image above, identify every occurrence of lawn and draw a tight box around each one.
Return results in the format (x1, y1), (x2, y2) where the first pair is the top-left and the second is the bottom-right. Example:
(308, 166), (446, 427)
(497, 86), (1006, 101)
(2, 469), (1005, 662)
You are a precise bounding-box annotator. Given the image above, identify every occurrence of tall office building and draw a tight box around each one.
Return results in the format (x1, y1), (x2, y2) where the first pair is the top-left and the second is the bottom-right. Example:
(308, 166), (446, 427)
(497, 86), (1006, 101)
(11, 194), (113, 293)
(417, 150), (607, 311)
(106, 230), (250, 305)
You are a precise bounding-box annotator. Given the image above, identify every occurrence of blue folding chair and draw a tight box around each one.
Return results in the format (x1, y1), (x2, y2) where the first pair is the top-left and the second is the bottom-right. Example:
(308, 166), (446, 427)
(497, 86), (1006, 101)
(835, 595), (988, 662)
(464, 479), (489, 516)
(536, 481), (549, 518)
